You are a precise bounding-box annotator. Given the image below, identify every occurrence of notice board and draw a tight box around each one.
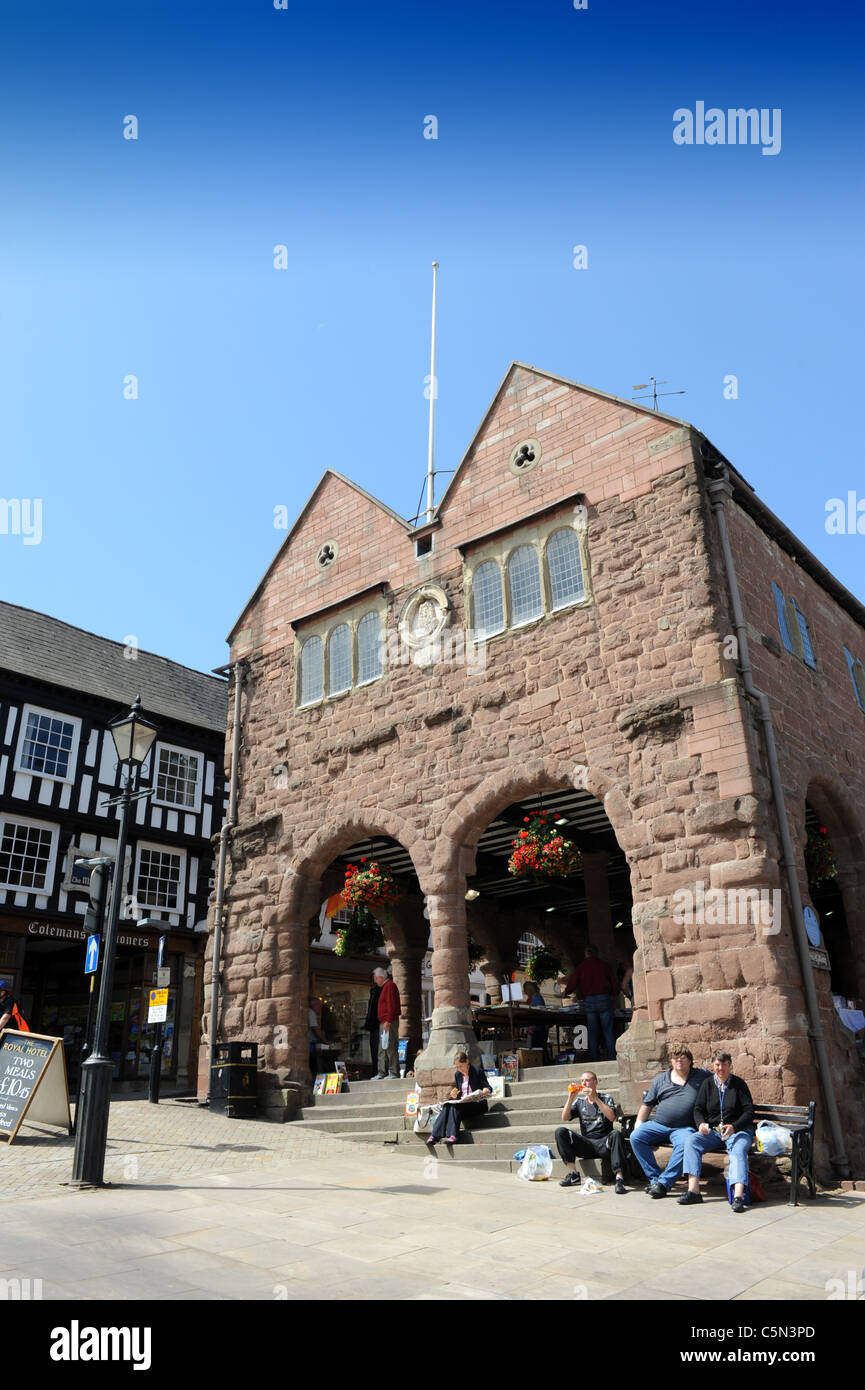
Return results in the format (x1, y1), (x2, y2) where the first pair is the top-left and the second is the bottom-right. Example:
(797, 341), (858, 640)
(0, 1030), (72, 1144)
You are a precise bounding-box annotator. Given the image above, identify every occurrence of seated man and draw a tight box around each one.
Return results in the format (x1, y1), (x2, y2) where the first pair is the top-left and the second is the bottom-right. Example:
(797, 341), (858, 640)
(555, 1070), (628, 1194)
(679, 1050), (755, 1212)
(630, 1046), (710, 1198)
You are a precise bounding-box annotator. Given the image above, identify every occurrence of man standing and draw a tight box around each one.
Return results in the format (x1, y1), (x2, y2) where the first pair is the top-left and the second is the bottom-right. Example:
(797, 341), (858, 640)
(363, 969), (383, 1075)
(630, 1046), (710, 1197)
(372, 967), (401, 1080)
(308, 995), (328, 1075)
(555, 1070), (628, 1194)
(563, 945), (619, 1061)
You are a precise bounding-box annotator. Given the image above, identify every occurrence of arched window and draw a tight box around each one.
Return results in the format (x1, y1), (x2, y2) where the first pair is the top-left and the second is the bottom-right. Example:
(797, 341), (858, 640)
(299, 635), (323, 705)
(327, 624), (352, 695)
(472, 561), (505, 640)
(356, 611), (382, 684)
(547, 528), (585, 609)
(507, 545), (543, 626)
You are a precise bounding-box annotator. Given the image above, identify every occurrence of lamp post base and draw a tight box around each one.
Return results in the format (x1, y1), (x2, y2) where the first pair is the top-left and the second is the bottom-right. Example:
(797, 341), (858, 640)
(71, 1055), (114, 1187)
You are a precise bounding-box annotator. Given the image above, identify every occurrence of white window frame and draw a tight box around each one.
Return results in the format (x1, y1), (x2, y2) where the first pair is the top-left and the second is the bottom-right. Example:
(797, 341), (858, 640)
(465, 513), (591, 647)
(14, 704), (82, 785)
(151, 742), (203, 813)
(299, 634), (324, 707)
(295, 599), (388, 709)
(133, 841), (187, 914)
(0, 814), (60, 894)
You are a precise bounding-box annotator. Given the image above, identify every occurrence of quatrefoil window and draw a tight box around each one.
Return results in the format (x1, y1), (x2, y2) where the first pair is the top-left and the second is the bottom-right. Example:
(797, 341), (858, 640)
(509, 439), (541, 476)
(315, 540), (339, 570)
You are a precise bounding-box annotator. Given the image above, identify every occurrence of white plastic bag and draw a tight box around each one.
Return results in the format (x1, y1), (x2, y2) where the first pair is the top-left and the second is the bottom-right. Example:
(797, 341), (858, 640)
(754, 1120), (793, 1156)
(580, 1177), (601, 1194)
(380, 1028), (389, 1048)
(517, 1144), (554, 1181)
(413, 1103), (442, 1133)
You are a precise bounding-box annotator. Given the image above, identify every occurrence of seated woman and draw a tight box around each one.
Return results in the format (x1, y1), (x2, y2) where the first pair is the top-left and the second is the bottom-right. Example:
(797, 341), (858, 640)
(679, 1050), (755, 1212)
(427, 1052), (491, 1146)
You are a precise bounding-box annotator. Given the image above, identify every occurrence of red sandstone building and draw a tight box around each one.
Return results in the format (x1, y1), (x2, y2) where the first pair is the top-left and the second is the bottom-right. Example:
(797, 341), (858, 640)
(201, 363), (865, 1176)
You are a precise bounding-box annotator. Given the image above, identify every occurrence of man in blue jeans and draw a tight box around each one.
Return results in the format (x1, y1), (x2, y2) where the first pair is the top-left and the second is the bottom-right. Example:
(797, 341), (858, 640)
(630, 1046), (710, 1198)
(562, 945), (619, 1061)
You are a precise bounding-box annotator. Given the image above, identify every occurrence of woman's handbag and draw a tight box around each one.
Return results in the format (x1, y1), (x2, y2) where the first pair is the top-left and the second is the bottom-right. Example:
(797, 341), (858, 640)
(413, 1103), (442, 1134)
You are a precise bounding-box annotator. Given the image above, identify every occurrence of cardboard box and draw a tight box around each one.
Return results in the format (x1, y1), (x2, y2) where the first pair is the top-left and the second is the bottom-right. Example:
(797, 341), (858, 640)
(516, 1049), (544, 1069)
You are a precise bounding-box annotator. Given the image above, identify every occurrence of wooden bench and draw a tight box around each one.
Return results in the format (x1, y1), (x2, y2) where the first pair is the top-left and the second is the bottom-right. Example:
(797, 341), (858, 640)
(618, 1101), (817, 1206)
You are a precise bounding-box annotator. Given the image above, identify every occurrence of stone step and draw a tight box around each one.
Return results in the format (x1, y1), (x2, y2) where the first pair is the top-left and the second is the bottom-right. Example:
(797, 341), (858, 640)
(297, 1095), (625, 1131)
(300, 1085), (622, 1124)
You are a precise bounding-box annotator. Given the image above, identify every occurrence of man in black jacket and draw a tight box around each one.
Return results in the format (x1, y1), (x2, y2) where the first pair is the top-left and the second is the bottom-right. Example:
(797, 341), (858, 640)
(679, 1050), (755, 1212)
(427, 1052), (491, 1145)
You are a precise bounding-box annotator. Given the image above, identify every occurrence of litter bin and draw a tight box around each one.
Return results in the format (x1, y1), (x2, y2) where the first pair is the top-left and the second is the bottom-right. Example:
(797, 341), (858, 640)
(210, 1042), (258, 1118)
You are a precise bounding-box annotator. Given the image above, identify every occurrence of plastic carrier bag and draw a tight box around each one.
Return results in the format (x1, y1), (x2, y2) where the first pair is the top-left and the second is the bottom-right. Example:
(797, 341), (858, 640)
(754, 1120), (793, 1156)
(516, 1144), (553, 1181)
(413, 1103), (442, 1134)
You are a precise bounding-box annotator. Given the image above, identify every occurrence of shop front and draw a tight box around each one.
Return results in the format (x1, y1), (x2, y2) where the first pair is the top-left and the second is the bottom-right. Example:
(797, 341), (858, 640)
(0, 914), (203, 1094)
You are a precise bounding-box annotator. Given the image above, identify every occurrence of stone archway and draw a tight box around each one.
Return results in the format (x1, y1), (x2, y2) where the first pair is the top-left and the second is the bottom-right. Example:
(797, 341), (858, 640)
(416, 756), (645, 1093)
(799, 772), (865, 1002)
(252, 806), (435, 1106)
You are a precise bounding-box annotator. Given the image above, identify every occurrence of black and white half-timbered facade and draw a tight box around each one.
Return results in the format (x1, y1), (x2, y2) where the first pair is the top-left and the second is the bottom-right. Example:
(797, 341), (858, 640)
(0, 602), (227, 1090)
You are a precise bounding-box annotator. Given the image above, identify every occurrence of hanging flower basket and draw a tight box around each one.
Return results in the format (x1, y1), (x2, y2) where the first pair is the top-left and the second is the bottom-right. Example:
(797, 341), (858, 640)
(342, 860), (401, 922)
(805, 826), (838, 885)
(525, 946), (564, 984)
(333, 904), (386, 957)
(507, 815), (581, 881)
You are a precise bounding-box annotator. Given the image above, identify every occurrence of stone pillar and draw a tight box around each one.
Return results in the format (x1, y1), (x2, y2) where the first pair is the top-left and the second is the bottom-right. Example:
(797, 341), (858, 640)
(388, 945), (426, 1072)
(259, 915), (311, 1119)
(582, 850), (616, 967)
(414, 886), (481, 1096)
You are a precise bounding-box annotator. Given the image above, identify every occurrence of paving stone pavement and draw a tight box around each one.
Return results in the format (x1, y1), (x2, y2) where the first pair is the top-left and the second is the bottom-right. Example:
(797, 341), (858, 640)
(2, 1100), (864, 1302)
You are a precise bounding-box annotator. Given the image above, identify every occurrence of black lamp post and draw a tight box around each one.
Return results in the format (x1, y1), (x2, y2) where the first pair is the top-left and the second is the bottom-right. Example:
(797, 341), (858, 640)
(72, 696), (158, 1186)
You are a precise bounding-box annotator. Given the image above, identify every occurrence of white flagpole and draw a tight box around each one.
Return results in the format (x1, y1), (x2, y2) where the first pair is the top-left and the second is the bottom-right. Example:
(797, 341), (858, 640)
(426, 261), (438, 524)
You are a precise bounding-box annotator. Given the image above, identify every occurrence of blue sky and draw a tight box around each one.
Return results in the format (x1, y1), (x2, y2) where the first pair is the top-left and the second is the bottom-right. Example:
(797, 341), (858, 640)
(1, 0), (862, 673)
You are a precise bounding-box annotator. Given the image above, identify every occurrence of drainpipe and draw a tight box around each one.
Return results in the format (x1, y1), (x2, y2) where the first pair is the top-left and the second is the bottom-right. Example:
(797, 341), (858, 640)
(205, 659), (246, 1103)
(705, 461), (850, 1176)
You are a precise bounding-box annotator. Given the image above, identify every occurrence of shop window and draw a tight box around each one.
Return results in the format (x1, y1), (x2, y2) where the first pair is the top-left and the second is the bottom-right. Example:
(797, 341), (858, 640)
(135, 845), (186, 912)
(15, 705), (81, 782)
(153, 744), (202, 811)
(472, 561), (505, 640)
(356, 611), (382, 685)
(299, 635), (323, 706)
(844, 647), (865, 711)
(771, 581), (817, 670)
(546, 527), (585, 609)
(0, 816), (58, 892)
(508, 545), (544, 626)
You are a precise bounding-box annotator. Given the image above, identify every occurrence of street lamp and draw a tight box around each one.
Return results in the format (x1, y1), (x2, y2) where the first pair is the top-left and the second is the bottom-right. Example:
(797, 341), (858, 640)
(72, 696), (158, 1186)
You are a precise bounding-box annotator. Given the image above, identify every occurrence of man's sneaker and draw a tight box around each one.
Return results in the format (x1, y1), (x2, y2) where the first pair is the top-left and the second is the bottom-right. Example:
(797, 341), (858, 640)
(371, 1073), (386, 1080)
(677, 1190), (703, 1205)
(559, 1171), (581, 1187)
(614, 1177), (627, 1195)
(644, 1184), (655, 1195)
(731, 1196), (746, 1213)
(649, 1182), (667, 1199)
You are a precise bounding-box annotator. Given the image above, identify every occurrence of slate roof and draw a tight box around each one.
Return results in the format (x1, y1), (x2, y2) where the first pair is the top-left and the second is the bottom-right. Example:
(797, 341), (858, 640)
(0, 602), (228, 735)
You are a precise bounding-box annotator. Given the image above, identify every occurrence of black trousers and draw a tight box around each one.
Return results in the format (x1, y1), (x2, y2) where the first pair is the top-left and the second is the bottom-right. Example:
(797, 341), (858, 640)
(431, 1099), (488, 1141)
(555, 1126), (626, 1174)
(368, 1027), (379, 1073)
